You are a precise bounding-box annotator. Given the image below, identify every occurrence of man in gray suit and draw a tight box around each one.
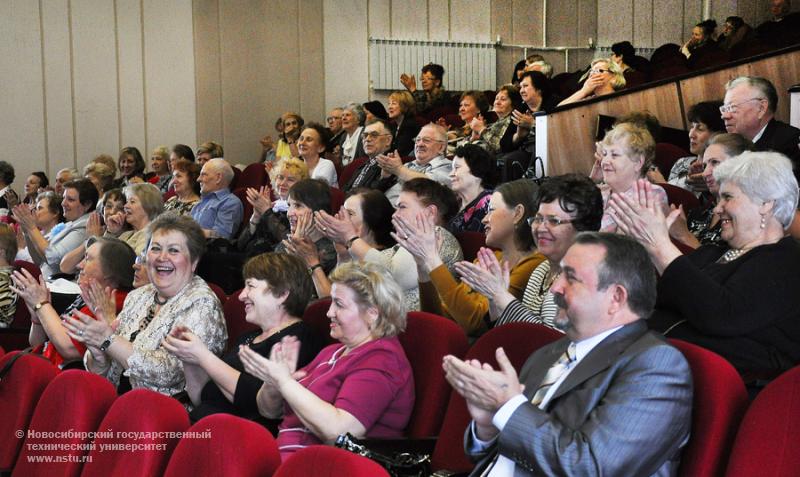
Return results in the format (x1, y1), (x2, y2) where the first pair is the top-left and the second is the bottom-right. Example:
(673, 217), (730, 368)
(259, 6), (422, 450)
(444, 232), (693, 476)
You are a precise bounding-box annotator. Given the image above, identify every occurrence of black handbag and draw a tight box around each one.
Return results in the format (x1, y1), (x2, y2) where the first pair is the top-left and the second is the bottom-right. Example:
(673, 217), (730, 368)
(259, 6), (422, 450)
(334, 433), (431, 477)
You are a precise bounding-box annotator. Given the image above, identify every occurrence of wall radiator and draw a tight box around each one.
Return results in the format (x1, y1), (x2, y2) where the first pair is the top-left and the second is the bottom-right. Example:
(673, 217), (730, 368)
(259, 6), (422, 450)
(369, 38), (498, 91)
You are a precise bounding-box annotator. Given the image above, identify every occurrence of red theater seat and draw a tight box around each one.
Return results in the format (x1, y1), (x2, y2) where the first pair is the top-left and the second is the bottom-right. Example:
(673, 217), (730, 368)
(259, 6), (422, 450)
(303, 298), (336, 346)
(222, 289), (259, 352)
(274, 446), (390, 477)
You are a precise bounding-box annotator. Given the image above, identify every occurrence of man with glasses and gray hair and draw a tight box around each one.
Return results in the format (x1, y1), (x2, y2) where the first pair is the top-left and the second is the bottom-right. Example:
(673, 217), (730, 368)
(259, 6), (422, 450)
(380, 123), (452, 206)
(721, 75), (800, 179)
(341, 119), (396, 192)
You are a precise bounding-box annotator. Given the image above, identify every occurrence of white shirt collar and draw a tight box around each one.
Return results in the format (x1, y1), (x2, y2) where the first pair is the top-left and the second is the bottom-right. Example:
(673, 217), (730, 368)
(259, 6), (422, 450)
(751, 122), (769, 143)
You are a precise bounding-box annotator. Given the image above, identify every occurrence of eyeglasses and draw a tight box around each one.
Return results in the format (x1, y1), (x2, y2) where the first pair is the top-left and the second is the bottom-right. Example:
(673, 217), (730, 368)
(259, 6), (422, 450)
(590, 68), (609, 75)
(527, 215), (574, 227)
(326, 116), (342, 122)
(413, 136), (445, 145)
(361, 132), (391, 141)
(719, 98), (765, 114)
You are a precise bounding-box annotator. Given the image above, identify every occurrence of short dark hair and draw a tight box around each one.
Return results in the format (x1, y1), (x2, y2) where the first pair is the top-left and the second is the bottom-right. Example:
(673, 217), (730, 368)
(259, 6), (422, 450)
(36, 191), (64, 222)
(696, 19), (717, 37)
(421, 63), (444, 82)
(453, 144), (496, 188)
(0, 161), (15, 185)
(611, 41), (635, 61)
(520, 71), (553, 101)
(687, 101), (726, 133)
(574, 232), (657, 319)
(303, 122), (332, 153)
(495, 179), (539, 251)
(173, 159), (202, 195)
(289, 179), (332, 214)
(243, 252), (314, 317)
(459, 90), (490, 116)
(401, 178), (459, 224)
(365, 118), (394, 138)
(148, 212), (206, 264)
(31, 172), (49, 189)
(86, 236), (136, 291)
(172, 144), (195, 162)
(537, 174), (602, 232)
(349, 188), (396, 249)
(64, 179), (99, 212)
(119, 147), (146, 177)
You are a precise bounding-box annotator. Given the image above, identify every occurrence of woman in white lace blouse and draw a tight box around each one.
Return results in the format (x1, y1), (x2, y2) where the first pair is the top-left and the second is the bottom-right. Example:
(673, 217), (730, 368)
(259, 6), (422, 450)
(66, 213), (227, 398)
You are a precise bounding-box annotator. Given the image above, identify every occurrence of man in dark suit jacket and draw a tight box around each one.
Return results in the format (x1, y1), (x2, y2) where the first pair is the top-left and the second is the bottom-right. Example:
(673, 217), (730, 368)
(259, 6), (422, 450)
(342, 119), (397, 193)
(444, 233), (693, 476)
(722, 76), (800, 179)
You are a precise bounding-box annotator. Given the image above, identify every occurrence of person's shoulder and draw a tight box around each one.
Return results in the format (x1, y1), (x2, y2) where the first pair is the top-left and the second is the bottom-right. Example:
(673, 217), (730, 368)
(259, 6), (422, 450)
(768, 118), (800, 136)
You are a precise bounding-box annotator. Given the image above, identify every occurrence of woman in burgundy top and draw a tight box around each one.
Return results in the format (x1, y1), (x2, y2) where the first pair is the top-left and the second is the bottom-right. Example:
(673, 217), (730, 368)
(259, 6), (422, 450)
(239, 261), (414, 459)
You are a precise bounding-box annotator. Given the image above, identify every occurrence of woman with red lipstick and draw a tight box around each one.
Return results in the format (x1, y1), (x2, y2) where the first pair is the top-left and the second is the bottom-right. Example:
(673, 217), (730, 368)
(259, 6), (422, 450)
(163, 252), (323, 428)
(612, 152), (800, 382)
(239, 261), (413, 459)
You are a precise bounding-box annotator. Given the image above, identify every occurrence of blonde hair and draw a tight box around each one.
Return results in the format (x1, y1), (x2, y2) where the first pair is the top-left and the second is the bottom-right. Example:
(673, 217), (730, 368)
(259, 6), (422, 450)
(602, 122), (655, 176)
(389, 91), (416, 116)
(591, 58), (626, 90)
(271, 157), (309, 183)
(329, 261), (406, 338)
(151, 146), (170, 161)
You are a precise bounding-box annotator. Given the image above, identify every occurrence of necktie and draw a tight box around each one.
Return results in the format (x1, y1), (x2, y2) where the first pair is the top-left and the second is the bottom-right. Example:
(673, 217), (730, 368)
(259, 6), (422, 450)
(530, 343), (576, 406)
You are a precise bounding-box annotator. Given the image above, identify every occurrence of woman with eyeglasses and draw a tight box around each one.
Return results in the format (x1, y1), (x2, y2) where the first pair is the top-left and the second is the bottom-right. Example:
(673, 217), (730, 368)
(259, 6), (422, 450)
(297, 123), (338, 188)
(455, 175), (602, 330)
(558, 58), (625, 106)
(395, 179), (544, 337)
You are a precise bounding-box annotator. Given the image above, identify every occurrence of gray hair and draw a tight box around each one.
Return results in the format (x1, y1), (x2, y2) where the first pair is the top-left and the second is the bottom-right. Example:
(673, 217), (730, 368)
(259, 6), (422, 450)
(206, 158), (235, 187)
(725, 76), (778, 114)
(421, 122), (448, 143)
(528, 60), (553, 78)
(714, 151), (799, 229)
(343, 102), (366, 126)
(123, 183), (164, 220)
(57, 168), (79, 178)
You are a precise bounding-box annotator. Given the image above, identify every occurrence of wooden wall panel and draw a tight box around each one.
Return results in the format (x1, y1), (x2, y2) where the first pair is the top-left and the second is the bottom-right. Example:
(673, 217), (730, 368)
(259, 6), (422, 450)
(41, 0), (76, 174)
(633, 0), (653, 47)
(193, 0), (223, 147)
(652, 0), (685, 47)
(116, 0), (147, 153)
(546, 0), (578, 47)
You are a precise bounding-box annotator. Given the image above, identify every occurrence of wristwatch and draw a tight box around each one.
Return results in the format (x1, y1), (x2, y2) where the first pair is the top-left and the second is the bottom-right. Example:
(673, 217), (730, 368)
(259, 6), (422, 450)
(99, 333), (116, 352)
(33, 300), (50, 312)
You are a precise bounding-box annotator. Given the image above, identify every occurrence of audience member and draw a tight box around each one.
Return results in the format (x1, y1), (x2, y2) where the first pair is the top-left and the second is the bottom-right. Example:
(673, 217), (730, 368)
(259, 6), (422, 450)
(83, 161), (116, 195)
(341, 119), (395, 192)
(682, 19), (727, 69)
(465, 85), (521, 155)
(458, 174), (602, 330)
(22, 172), (48, 207)
(755, 0), (800, 48)
(510, 59), (526, 86)
(450, 90), (490, 148)
(382, 123), (452, 206)
(445, 232), (692, 476)
(76, 213), (227, 396)
(721, 76), (800, 179)
(11, 236), (134, 368)
(718, 16), (754, 52)
(400, 179), (543, 337)
(191, 158), (244, 239)
(275, 112), (304, 163)
(559, 58), (625, 106)
(114, 147), (147, 187)
(237, 158), (308, 257)
(362, 100), (389, 123)
(447, 144), (495, 233)
(115, 183), (164, 254)
(612, 153), (800, 383)
(164, 252), (323, 427)
(400, 62), (450, 114)
(15, 191), (64, 263)
(297, 123), (338, 187)
(53, 168), (78, 196)
(387, 90), (420, 157)
(164, 159), (201, 216)
(196, 141), (224, 166)
(338, 103), (366, 167)
(326, 107), (345, 145)
(240, 261), (414, 459)
(170, 144), (196, 170)
(0, 161), (19, 223)
(148, 146), (172, 193)
(0, 224), (18, 327)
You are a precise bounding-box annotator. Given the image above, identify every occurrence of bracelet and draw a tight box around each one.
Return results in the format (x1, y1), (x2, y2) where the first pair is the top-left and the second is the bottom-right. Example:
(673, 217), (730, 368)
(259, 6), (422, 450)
(99, 333), (116, 352)
(308, 264), (323, 275)
(346, 236), (360, 249)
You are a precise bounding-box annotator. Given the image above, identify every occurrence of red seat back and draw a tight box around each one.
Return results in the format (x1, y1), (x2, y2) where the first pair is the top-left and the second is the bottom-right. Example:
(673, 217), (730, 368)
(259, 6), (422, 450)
(223, 289), (260, 352)
(654, 143), (690, 178)
(206, 282), (228, 306)
(455, 232), (487, 263)
(81, 389), (190, 477)
(274, 445), (390, 477)
(725, 365), (800, 477)
(0, 352), (59, 471)
(431, 322), (562, 472)
(164, 414), (280, 477)
(669, 339), (749, 477)
(338, 156), (368, 189)
(661, 183), (701, 216)
(302, 298), (335, 346)
(232, 187), (254, 236)
(329, 187), (345, 214)
(238, 162), (270, 190)
(398, 311), (469, 437)
(230, 166), (242, 190)
(12, 370), (117, 477)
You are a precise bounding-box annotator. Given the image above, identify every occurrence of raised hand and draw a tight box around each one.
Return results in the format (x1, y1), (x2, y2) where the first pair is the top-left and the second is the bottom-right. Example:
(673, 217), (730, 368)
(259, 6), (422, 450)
(247, 186), (273, 217)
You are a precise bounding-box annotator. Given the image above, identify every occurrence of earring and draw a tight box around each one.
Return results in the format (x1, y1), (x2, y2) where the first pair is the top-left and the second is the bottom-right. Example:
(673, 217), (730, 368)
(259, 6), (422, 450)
(760, 214), (766, 229)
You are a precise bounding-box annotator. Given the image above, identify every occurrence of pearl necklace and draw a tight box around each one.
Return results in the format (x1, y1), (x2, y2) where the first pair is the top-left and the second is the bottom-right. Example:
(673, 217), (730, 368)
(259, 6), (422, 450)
(718, 248), (747, 264)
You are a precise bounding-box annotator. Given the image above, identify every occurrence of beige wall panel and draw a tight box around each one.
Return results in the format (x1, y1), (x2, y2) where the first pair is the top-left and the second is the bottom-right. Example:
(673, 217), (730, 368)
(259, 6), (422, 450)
(193, 0), (223, 148)
(116, 0), (147, 153)
(576, 0), (597, 49)
(496, 47), (522, 86)
(450, 0), (490, 42)
(737, 0), (762, 26)
(683, 0), (702, 40)
(567, 49), (597, 72)
(652, 0), (685, 47)
(41, 0), (77, 174)
(633, 0), (653, 47)
(712, 0), (737, 24)
(597, 0), (632, 46)
(390, 0), (428, 39)
(298, 0), (325, 124)
(511, 0), (544, 46)
(71, 0), (120, 165)
(369, 0), (391, 37)
(428, 0), (449, 40)
(0, 0), (46, 182)
(491, 0), (512, 43)
(546, 0), (578, 47)
(142, 0), (197, 152)
(324, 0), (369, 110)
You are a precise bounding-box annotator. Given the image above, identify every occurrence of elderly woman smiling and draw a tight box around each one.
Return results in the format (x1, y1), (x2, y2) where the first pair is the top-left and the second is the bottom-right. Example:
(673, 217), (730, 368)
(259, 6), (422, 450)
(239, 261), (414, 459)
(611, 152), (800, 380)
(67, 213), (227, 397)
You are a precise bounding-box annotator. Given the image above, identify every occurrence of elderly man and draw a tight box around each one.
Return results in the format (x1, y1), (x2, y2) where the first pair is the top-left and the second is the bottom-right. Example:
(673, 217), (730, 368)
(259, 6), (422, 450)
(191, 158), (243, 239)
(326, 107), (345, 144)
(756, 0), (800, 47)
(196, 141), (224, 166)
(342, 119), (395, 192)
(721, 76), (800, 178)
(381, 123), (451, 206)
(444, 233), (693, 477)
(54, 168), (78, 196)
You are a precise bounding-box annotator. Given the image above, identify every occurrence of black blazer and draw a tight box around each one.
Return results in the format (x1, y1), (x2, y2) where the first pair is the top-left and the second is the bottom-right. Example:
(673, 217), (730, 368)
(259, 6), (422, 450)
(392, 117), (421, 157)
(755, 119), (800, 181)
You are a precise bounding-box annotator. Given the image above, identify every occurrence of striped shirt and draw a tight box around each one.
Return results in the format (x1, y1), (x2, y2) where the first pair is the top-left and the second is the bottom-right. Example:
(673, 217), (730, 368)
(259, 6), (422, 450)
(496, 260), (561, 330)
